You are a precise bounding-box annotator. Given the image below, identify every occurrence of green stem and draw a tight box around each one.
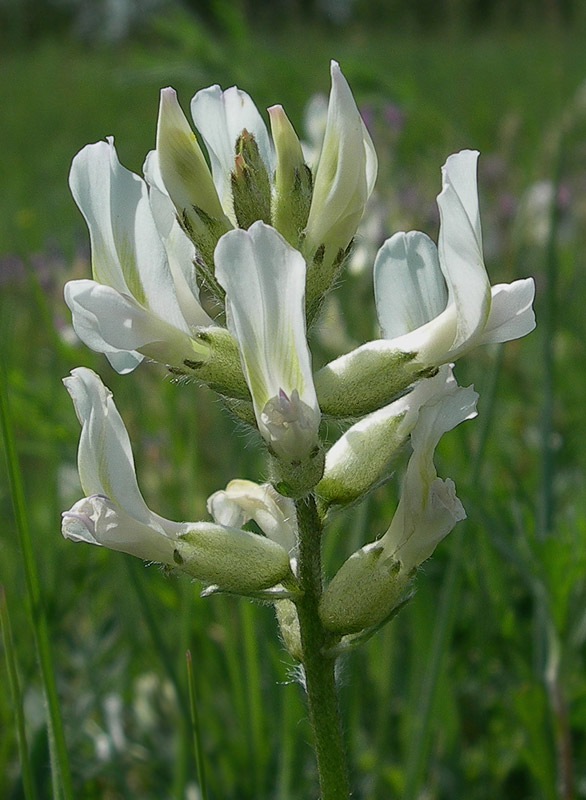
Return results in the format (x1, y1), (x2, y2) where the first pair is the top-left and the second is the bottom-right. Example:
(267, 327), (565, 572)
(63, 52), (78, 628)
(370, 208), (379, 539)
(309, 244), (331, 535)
(294, 495), (350, 800)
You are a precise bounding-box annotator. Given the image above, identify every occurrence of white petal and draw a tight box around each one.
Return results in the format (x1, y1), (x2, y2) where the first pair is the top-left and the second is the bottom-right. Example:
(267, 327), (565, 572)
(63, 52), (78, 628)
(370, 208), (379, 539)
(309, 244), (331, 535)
(362, 117), (378, 199)
(104, 350), (144, 374)
(409, 377), (478, 466)
(374, 231), (448, 339)
(156, 87), (228, 224)
(207, 480), (297, 552)
(215, 222), (319, 459)
(69, 138), (190, 335)
(64, 280), (208, 370)
(62, 495), (177, 563)
(65, 281), (143, 373)
(190, 85), (274, 220)
(64, 368), (154, 523)
(437, 150), (491, 349)
(384, 477), (466, 569)
(305, 61), (377, 255)
(143, 150), (213, 329)
(480, 278), (536, 344)
(380, 377), (476, 569)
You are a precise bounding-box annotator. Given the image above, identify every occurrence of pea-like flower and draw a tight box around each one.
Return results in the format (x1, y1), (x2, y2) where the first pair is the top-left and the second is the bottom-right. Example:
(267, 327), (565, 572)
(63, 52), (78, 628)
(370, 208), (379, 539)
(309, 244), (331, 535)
(319, 374), (478, 634)
(207, 479), (298, 555)
(61, 368), (292, 593)
(65, 138), (211, 375)
(215, 221), (321, 465)
(65, 139), (249, 399)
(315, 150), (536, 416)
(303, 60), (378, 320)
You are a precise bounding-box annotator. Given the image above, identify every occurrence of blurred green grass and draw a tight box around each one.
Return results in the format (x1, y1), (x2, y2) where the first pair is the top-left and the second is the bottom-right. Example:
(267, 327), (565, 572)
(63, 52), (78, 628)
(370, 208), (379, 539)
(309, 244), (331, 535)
(2, 11), (586, 800)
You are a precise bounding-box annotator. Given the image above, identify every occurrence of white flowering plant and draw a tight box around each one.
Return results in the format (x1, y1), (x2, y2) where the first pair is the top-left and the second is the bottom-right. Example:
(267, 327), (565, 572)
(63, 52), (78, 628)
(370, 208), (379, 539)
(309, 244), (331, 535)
(62, 60), (535, 799)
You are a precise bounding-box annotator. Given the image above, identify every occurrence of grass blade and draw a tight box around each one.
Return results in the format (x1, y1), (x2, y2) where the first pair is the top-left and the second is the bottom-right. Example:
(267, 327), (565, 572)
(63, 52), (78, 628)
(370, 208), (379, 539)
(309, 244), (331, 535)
(0, 585), (38, 800)
(186, 649), (210, 800)
(239, 601), (267, 795)
(0, 349), (74, 800)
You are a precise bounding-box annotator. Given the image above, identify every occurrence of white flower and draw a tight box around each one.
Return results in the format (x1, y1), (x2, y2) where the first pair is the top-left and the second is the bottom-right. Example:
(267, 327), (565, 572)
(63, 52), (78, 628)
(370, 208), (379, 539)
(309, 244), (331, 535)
(315, 150), (535, 416)
(304, 60), (378, 317)
(379, 375), (478, 571)
(319, 373), (477, 634)
(155, 87), (232, 232)
(61, 366), (184, 562)
(304, 61), (378, 262)
(61, 368), (291, 591)
(215, 221), (320, 462)
(155, 63), (375, 319)
(374, 150), (535, 364)
(207, 479), (297, 554)
(190, 82), (276, 225)
(65, 138), (211, 374)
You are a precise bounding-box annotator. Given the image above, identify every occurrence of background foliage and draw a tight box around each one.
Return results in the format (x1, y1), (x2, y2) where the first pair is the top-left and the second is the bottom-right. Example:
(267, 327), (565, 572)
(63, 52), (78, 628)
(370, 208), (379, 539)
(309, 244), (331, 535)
(1, 1), (586, 798)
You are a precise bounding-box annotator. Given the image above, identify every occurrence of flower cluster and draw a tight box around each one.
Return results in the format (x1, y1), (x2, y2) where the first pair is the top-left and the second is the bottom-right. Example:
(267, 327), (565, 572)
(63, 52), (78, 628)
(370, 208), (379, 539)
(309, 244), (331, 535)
(62, 62), (535, 644)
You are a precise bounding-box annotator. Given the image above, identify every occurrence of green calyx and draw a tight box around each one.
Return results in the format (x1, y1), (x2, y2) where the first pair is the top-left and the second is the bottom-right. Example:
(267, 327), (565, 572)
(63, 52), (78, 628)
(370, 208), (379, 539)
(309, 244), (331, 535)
(270, 445), (326, 499)
(319, 544), (407, 635)
(175, 523), (292, 593)
(317, 412), (407, 507)
(181, 326), (251, 400)
(314, 348), (437, 417)
(231, 129), (272, 229)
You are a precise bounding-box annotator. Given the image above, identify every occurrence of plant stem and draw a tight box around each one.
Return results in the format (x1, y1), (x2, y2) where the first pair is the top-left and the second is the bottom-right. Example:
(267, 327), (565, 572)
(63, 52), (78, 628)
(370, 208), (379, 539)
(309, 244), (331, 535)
(294, 495), (350, 800)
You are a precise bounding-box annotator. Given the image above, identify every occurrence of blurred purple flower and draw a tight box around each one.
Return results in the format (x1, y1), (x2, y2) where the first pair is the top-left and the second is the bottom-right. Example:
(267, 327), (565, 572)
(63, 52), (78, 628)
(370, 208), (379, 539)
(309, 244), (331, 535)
(383, 102), (405, 134)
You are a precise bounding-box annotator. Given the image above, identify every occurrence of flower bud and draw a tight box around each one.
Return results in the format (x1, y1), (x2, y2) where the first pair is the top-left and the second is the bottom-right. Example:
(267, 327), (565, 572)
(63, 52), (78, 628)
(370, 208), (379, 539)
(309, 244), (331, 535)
(319, 543), (407, 635)
(174, 523), (292, 593)
(156, 88), (232, 270)
(268, 104), (312, 248)
(230, 129), (272, 229)
(303, 61), (377, 323)
(270, 443), (325, 499)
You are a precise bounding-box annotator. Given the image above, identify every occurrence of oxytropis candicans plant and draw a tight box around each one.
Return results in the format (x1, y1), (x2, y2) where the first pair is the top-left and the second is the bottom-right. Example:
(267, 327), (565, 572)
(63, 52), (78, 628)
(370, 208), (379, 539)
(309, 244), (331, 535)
(62, 61), (536, 799)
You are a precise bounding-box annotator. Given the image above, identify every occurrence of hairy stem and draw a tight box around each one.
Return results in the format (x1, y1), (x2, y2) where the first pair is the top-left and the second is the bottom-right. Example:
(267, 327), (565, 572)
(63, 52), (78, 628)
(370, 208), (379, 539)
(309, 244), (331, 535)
(294, 495), (350, 800)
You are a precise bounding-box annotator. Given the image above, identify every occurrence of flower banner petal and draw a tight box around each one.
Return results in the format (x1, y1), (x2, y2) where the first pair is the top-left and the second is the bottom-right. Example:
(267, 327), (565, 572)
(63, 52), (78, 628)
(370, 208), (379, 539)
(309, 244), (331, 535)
(374, 231), (448, 339)
(215, 221), (320, 461)
(305, 61), (377, 258)
(191, 85), (274, 220)
(143, 150), (214, 329)
(437, 149), (491, 350)
(64, 367), (155, 524)
(69, 138), (190, 334)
